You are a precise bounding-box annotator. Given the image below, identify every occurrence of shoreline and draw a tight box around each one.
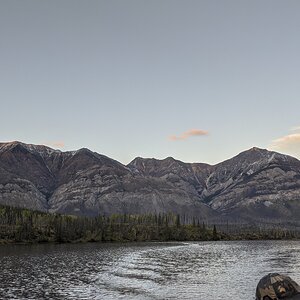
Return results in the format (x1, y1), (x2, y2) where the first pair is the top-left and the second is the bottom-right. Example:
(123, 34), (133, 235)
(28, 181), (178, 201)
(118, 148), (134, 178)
(1, 236), (299, 246)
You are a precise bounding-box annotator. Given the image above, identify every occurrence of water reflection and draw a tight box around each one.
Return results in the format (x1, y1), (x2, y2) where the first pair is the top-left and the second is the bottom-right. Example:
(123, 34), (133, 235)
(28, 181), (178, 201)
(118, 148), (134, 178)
(0, 241), (299, 299)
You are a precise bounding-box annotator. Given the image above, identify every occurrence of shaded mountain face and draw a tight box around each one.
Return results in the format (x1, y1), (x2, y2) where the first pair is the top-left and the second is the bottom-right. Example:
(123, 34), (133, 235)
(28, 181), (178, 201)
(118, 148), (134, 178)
(0, 142), (130, 213)
(128, 157), (211, 197)
(0, 142), (299, 224)
(201, 148), (300, 221)
(0, 142), (215, 219)
(127, 148), (300, 223)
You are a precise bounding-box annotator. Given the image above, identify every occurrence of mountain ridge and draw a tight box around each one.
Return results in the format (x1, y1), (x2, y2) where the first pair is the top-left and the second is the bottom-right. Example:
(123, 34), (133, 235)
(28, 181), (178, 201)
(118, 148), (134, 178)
(0, 141), (299, 224)
(2, 141), (299, 167)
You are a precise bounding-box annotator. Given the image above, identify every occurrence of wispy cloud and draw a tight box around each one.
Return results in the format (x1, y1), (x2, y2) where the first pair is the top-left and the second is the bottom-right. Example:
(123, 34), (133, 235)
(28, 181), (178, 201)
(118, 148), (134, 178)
(290, 126), (300, 132)
(271, 133), (300, 156)
(44, 141), (65, 148)
(169, 129), (208, 141)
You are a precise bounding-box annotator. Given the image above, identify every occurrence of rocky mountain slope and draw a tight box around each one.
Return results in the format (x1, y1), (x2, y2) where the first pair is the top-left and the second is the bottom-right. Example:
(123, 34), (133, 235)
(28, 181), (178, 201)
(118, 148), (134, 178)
(202, 147), (300, 220)
(0, 142), (215, 219)
(0, 141), (299, 224)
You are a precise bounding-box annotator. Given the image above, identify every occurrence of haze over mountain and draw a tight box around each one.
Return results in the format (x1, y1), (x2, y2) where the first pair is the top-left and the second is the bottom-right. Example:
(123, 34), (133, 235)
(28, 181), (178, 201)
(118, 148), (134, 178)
(0, 141), (299, 225)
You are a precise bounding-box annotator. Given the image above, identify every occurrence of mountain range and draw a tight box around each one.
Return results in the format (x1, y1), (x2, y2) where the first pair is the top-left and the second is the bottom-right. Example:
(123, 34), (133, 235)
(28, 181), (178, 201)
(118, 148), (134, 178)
(0, 141), (299, 225)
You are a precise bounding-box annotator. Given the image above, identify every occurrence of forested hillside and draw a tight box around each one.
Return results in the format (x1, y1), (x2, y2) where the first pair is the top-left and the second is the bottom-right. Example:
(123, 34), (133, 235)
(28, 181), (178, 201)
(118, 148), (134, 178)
(0, 206), (298, 244)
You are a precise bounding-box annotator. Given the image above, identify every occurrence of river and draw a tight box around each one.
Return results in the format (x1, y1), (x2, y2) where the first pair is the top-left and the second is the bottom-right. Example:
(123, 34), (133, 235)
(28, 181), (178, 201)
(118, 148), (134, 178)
(0, 240), (299, 299)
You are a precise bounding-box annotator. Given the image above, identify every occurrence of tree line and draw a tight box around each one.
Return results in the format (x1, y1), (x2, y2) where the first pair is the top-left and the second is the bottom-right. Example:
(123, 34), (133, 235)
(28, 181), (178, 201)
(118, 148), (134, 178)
(0, 205), (299, 244)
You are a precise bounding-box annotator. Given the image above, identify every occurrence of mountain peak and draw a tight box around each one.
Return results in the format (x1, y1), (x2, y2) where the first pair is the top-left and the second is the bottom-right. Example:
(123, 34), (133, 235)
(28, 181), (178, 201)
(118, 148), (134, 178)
(249, 146), (265, 151)
(0, 141), (63, 158)
(243, 146), (270, 154)
(0, 140), (22, 148)
(236, 147), (273, 160)
(238, 147), (300, 164)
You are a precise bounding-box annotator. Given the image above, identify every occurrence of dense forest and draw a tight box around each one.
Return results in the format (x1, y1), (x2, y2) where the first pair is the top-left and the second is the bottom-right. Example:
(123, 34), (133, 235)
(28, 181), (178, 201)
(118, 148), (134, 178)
(0, 205), (299, 244)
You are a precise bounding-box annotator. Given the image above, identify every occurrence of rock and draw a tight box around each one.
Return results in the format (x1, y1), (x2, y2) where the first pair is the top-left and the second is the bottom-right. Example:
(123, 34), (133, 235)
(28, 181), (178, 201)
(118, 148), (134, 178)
(0, 141), (299, 224)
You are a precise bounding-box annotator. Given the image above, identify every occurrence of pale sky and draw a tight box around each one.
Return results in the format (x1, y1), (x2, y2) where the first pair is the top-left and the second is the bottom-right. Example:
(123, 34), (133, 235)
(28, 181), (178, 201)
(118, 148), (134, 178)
(1, 0), (300, 164)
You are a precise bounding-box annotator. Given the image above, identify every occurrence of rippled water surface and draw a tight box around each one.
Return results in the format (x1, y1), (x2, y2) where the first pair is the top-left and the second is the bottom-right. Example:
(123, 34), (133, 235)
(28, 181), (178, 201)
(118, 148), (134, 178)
(0, 240), (299, 299)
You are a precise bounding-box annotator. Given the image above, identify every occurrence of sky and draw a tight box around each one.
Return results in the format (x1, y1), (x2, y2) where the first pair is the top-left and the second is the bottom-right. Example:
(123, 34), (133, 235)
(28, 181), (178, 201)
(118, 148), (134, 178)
(1, 0), (300, 165)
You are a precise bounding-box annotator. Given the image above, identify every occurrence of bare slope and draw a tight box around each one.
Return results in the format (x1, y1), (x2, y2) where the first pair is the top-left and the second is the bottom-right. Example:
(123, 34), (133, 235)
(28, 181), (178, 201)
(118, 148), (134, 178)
(0, 142), (299, 223)
(0, 142), (215, 218)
